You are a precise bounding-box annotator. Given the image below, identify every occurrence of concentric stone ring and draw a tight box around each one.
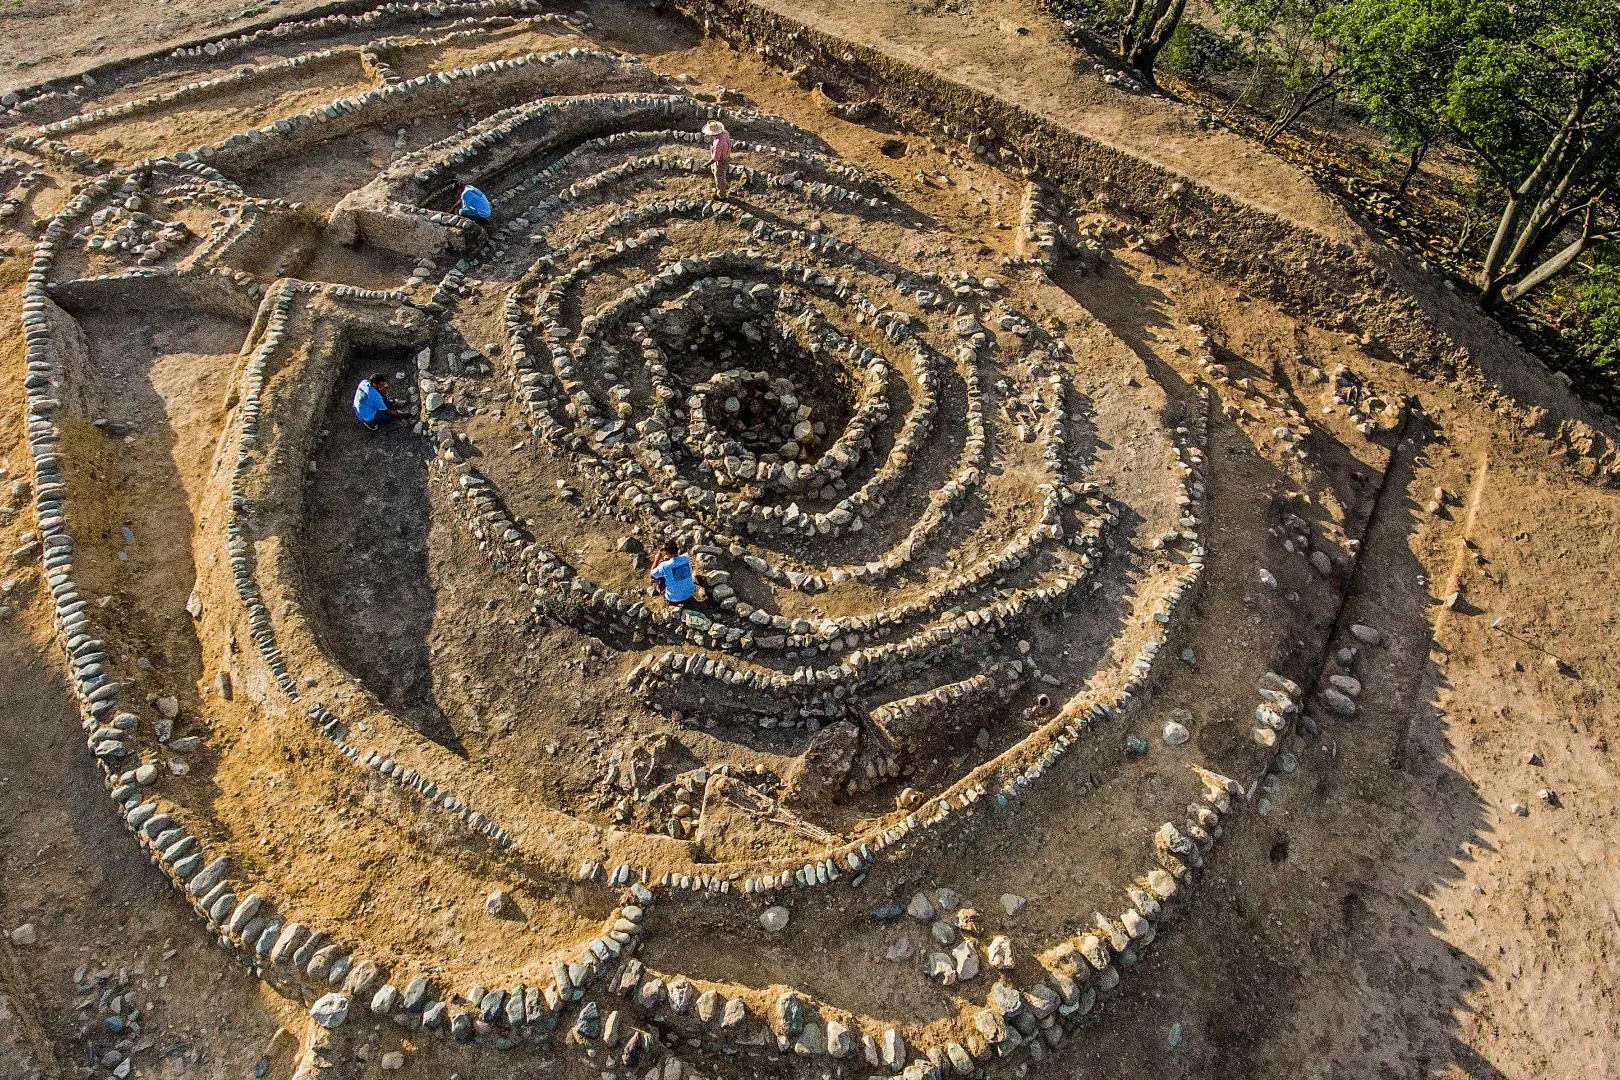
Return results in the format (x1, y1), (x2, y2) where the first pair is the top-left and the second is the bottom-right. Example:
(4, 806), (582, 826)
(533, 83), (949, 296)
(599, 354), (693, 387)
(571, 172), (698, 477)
(7, 5), (1332, 1076)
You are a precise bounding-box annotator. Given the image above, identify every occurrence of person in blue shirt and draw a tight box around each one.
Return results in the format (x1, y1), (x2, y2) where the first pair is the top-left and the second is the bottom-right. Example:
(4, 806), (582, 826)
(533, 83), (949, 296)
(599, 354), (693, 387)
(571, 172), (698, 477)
(352, 373), (409, 430)
(457, 184), (491, 221)
(649, 540), (701, 604)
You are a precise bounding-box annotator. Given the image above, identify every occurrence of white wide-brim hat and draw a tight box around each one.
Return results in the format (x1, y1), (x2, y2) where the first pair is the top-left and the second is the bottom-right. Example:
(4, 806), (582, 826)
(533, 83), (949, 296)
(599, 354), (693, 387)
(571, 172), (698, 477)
(702, 120), (727, 136)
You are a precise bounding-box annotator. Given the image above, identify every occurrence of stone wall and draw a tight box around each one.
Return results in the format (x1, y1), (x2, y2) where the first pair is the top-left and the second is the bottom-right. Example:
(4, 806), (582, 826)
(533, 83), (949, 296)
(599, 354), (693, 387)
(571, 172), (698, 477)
(671, 0), (1620, 485)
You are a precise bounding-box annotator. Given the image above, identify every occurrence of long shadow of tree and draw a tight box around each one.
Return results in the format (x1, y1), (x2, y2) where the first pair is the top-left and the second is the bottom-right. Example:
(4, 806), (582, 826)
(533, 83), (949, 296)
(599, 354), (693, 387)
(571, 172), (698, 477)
(1051, 255), (1499, 1078)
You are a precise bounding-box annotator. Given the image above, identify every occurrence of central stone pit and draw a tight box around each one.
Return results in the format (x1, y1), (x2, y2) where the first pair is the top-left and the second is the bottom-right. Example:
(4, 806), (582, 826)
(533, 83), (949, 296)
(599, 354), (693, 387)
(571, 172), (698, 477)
(5, 2), (1393, 1075)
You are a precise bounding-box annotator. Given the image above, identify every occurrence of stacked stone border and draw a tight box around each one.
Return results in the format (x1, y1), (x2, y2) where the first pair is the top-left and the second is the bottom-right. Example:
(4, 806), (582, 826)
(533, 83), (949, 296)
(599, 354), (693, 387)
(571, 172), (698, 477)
(4, 2), (1397, 1075)
(668, 0), (1620, 485)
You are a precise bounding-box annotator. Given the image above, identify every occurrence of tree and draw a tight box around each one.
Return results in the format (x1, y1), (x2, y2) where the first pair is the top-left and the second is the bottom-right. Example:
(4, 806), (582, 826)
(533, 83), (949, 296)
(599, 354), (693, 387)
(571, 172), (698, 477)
(1446, 4), (1619, 307)
(1570, 249), (1620, 369)
(1116, 0), (1191, 82)
(1330, 0), (1619, 307)
(1216, 0), (1344, 145)
(1324, 0), (1488, 195)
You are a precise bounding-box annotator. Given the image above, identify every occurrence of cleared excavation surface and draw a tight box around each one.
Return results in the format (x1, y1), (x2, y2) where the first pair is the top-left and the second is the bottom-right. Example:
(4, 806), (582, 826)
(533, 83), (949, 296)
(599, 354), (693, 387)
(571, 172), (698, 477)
(0, 4), (1616, 1080)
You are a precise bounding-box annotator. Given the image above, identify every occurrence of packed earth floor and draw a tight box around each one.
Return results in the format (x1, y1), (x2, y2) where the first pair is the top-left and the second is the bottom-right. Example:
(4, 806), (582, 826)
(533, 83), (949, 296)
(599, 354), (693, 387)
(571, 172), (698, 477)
(0, 3), (1616, 1080)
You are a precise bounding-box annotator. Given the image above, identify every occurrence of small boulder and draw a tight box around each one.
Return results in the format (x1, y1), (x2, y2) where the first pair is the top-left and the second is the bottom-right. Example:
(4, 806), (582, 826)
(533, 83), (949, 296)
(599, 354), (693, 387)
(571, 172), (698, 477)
(1328, 674), (1362, 697)
(1319, 688), (1357, 717)
(1349, 623), (1383, 646)
(310, 993), (350, 1029)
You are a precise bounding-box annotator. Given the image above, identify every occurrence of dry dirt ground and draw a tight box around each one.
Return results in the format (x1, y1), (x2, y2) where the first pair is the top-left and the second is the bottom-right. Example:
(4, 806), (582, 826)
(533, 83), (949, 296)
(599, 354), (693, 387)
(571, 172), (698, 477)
(0, 3), (1616, 1080)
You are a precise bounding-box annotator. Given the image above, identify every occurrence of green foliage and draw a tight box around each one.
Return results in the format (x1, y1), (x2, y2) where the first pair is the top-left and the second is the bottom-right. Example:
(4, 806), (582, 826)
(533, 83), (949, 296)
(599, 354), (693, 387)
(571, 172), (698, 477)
(1325, 0), (1617, 308)
(1329, 0), (1619, 192)
(1212, 0), (1345, 139)
(1571, 253), (1620, 369)
(1441, 3), (1618, 189)
(1322, 0), (1483, 154)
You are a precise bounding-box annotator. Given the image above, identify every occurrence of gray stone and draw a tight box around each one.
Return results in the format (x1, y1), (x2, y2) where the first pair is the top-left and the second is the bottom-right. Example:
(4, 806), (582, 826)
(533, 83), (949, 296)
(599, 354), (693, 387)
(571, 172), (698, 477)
(1349, 623), (1382, 646)
(990, 980), (1022, 1016)
(826, 1019), (854, 1058)
(880, 1028), (905, 1071)
(575, 1000), (601, 1039)
(185, 857), (227, 897)
(402, 975), (432, 1011)
(952, 938), (980, 981)
(370, 984), (400, 1015)
(342, 959), (382, 998)
(1328, 674), (1362, 697)
(310, 993), (349, 1029)
(793, 1021), (825, 1056)
(1319, 688), (1357, 716)
(776, 991), (804, 1036)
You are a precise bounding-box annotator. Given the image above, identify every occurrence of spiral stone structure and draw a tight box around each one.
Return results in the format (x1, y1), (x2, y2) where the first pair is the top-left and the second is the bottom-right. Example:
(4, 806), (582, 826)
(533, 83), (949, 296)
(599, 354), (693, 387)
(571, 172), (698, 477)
(0, 2), (1427, 1076)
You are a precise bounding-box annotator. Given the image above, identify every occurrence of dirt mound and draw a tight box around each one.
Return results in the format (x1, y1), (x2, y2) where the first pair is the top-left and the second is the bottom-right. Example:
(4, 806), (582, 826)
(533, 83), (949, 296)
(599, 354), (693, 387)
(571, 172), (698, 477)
(0, 4), (1614, 1080)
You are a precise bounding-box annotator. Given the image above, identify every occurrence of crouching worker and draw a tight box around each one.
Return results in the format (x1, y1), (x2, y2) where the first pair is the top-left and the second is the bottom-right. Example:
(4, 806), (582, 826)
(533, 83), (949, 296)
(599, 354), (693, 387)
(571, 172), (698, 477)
(353, 372), (410, 430)
(649, 540), (703, 604)
(457, 184), (491, 221)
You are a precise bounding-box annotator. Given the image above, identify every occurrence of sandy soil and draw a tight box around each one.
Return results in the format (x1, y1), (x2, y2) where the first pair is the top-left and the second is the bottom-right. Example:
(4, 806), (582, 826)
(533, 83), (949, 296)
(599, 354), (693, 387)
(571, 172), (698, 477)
(0, 3), (1615, 1080)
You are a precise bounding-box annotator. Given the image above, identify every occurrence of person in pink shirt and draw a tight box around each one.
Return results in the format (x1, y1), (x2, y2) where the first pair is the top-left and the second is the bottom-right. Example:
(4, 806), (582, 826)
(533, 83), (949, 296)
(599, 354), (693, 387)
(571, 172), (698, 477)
(703, 120), (731, 200)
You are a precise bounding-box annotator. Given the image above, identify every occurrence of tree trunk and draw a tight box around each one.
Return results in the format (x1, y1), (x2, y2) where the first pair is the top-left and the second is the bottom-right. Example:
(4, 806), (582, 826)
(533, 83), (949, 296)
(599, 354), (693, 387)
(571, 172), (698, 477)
(1118, 0), (1147, 58)
(1397, 141), (1428, 199)
(1128, 0), (1187, 81)
(1504, 122), (1618, 275)
(1259, 79), (1338, 147)
(1451, 214), (1477, 257)
(1479, 83), (1595, 303)
(1499, 201), (1610, 305)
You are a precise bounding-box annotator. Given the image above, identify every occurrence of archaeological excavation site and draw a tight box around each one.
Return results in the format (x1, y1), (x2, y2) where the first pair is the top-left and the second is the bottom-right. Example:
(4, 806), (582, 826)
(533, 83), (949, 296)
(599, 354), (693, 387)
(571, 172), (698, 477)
(0, 1), (1616, 1079)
